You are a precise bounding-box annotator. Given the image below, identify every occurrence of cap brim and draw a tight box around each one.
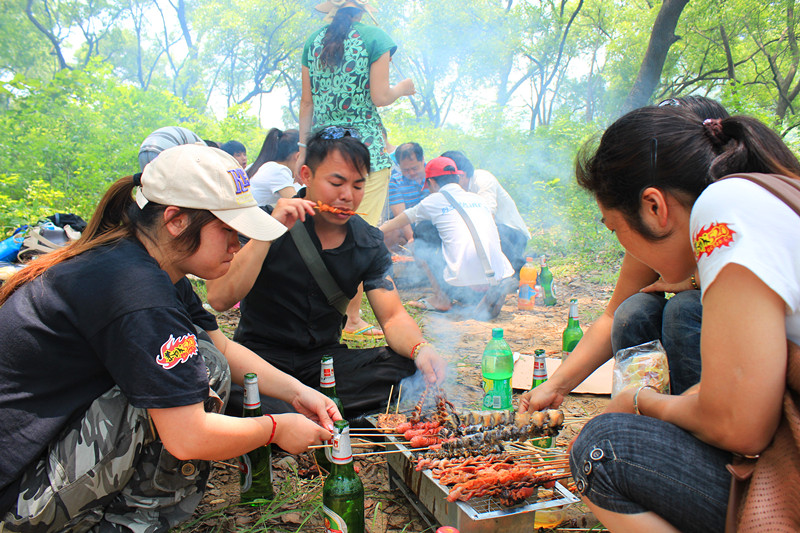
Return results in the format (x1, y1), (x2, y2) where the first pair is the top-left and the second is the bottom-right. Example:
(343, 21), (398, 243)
(212, 206), (287, 242)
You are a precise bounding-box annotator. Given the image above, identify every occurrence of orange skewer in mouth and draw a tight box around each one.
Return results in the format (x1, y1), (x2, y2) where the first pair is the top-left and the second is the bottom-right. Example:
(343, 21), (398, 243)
(313, 200), (367, 217)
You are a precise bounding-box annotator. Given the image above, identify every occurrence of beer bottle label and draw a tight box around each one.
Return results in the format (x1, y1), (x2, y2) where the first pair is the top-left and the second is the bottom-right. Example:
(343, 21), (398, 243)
(323, 505), (348, 533)
(330, 426), (353, 464)
(240, 454), (253, 492)
(321, 364), (336, 387)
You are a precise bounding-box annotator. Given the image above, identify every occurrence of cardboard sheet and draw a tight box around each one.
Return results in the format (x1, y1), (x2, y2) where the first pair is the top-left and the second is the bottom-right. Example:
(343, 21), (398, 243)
(512, 354), (613, 395)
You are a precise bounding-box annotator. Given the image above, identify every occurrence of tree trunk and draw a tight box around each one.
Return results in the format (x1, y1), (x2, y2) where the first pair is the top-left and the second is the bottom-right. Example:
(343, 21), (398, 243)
(622, 0), (690, 113)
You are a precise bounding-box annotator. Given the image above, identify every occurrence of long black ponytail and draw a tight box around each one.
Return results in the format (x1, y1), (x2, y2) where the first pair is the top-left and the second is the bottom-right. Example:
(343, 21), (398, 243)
(319, 6), (362, 69)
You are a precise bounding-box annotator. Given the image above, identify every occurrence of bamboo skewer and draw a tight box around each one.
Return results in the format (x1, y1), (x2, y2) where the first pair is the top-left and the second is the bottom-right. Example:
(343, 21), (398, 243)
(395, 383), (402, 414)
(385, 384), (394, 415)
(309, 441), (411, 449)
(354, 446), (431, 456)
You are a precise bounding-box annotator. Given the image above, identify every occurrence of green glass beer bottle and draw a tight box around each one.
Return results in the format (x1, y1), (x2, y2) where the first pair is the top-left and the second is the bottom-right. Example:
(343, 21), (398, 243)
(240, 372), (274, 502)
(323, 420), (364, 533)
(531, 349), (553, 447)
(561, 298), (584, 360)
(316, 355), (345, 469)
(539, 256), (557, 306)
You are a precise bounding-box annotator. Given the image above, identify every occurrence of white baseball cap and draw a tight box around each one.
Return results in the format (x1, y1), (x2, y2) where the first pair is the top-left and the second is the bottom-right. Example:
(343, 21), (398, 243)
(136, 144), (287, 242)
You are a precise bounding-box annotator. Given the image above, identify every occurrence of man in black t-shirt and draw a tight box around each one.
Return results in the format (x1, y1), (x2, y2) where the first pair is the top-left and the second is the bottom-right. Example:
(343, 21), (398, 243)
(207, 128), (446, 417)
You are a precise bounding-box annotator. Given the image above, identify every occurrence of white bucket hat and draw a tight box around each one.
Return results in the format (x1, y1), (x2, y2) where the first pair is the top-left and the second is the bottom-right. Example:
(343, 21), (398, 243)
(136, 144), (287, 242)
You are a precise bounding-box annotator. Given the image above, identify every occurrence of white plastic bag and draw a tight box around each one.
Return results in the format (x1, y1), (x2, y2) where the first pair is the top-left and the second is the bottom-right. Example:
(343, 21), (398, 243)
(612, 339), (671, 397)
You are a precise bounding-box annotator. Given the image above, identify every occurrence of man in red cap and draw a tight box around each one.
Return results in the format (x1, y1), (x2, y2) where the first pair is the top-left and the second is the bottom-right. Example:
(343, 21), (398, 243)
(379, 156), (514, 317)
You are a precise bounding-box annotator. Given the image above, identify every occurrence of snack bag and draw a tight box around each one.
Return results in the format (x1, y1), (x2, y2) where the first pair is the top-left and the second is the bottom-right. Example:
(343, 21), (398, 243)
(612, 339), (671, 397)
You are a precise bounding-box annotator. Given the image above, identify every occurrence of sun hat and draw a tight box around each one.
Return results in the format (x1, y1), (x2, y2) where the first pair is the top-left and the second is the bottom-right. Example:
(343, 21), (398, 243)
(138, 126), (204, 171)
(425, 156), (465, 180)
(136, 144), (287, 242)
(315, 0), (375, 17)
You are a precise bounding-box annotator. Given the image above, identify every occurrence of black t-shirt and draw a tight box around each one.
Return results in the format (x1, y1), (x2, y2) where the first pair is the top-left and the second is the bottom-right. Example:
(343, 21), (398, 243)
(0, 238), (216, 508)
(234, 209), (393, 352)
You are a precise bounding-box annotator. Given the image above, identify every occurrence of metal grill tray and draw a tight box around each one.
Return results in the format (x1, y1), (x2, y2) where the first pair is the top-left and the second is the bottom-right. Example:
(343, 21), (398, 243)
(371, 417), (580, 532)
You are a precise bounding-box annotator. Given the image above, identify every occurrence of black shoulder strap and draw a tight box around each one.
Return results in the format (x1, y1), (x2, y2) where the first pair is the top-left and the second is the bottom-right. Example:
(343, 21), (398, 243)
(439, 188), (496, 283)
(289, 223), (349, 316)
(720, 173), (800, 218)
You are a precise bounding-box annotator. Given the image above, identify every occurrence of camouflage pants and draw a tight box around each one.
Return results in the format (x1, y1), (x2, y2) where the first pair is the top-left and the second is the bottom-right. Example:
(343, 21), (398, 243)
(1, 330), (231, 533)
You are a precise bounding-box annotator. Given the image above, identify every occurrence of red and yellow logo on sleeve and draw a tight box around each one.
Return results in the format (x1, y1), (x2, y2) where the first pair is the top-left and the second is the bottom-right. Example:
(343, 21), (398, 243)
(693, 222), (736, 259)
(156, 333), (199, 369)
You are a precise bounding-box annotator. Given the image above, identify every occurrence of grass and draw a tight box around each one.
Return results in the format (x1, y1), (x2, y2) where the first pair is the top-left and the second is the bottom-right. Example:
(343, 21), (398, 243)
(173, 463), (325, 533)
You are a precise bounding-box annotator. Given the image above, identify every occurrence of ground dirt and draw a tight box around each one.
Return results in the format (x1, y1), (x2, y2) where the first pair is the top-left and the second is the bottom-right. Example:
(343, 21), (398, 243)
(176, 269), (614, 533)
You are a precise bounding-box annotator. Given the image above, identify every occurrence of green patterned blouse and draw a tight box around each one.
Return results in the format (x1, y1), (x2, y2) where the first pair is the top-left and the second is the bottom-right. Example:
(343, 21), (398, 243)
(302, 22), (397, 172)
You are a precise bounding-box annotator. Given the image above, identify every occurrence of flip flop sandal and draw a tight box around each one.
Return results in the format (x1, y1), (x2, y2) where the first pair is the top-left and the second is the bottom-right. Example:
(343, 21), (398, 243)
(407, 298), (450, 313)
(341, 325), (385, 341)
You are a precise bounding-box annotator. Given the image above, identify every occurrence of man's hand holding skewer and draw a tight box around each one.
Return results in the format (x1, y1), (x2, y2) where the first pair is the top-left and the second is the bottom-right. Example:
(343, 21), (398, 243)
(271, 197), (316, 229)
(415, 344), (446, 385)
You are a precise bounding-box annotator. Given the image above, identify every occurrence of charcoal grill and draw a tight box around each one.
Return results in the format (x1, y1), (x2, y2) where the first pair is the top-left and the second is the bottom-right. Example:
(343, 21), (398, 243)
(369, 417), (579, 532)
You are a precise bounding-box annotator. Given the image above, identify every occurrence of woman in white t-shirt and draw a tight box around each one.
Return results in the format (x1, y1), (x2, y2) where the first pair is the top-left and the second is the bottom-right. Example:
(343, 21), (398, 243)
(553, 106), (800, 533)
(248, 128), (303, 207)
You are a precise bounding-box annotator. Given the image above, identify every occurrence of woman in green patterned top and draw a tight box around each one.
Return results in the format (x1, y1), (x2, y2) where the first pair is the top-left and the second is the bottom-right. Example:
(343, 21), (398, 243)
(299, 0), (415, 339)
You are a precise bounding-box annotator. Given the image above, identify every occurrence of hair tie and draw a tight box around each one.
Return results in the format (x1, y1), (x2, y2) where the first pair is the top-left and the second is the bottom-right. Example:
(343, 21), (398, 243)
(703, 118), (725, 145)
(132, 173), (143, 187)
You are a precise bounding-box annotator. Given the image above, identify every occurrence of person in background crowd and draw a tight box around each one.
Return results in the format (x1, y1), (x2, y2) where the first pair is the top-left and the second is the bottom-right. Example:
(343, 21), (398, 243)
(521, 96), (730, 419)
(220, 140), (248, 169)
(0, 145), (337, 531)
(441, 150), (531, 273)
(248, 128), (303, 207)
(384, 142), (428, 250)
(380, 156), (514, 317)
(545, 104), (800, 533)
(206, 129), (446, 418)
(138, 126), (203, 170)
(299, 0), (416, 340)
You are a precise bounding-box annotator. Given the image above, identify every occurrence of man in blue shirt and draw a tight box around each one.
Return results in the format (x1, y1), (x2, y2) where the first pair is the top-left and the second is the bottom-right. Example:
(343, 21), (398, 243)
(385, 142), (427, 249)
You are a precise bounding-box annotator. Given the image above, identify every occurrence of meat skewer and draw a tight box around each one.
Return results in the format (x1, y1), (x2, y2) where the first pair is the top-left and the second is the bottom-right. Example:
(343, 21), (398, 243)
(313, 201), (366, 217)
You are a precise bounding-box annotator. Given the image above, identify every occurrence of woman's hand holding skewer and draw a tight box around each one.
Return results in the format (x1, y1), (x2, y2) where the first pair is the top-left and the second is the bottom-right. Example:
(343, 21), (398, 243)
(289, 384), (341, 431)
(272, 413), (333, 454)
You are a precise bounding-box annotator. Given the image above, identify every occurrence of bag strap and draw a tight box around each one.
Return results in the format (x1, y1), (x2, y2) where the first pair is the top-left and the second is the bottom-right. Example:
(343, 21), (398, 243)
(719, 173), (800, 218)
(289, 222), (349, 316)
(440, 189), (496, 283)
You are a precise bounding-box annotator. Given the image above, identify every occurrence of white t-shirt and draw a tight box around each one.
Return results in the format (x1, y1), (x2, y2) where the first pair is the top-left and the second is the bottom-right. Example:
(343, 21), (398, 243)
(468, 169), (531, 238)
(404, 183), (514, 287)
(691, 178), (800, 344)
(250, 162), (300, 207)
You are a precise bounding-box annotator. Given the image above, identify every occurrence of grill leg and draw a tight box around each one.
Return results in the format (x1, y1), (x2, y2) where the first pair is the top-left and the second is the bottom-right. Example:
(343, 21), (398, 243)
(387, 465), (440, 530)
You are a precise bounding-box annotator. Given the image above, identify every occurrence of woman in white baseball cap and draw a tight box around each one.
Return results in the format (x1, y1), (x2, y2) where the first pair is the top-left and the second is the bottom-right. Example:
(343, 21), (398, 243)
(0, 144), (338, 530)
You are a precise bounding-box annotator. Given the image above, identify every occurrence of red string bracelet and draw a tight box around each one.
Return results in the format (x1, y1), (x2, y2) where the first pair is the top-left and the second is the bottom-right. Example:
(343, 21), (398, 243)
(265, 413), (277, 445)
(410, 341), (430, 361)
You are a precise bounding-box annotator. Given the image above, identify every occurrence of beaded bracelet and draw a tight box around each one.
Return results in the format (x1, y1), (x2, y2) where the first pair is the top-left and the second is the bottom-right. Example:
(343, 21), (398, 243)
(690, 274), (700, 290)
(265, 413), (277, 445)
(633, 385), (658, 415)
(410, 341), (430, 361)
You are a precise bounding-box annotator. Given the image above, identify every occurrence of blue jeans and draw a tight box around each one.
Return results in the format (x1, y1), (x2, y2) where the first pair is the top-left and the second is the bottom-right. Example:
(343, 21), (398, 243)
(570, 413), (731, 533)
(611, 291), (702, 394)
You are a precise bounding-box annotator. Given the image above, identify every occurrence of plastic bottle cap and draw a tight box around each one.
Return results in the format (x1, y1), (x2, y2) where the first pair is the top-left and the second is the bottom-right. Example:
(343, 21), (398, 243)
(492, 328), (503, 338)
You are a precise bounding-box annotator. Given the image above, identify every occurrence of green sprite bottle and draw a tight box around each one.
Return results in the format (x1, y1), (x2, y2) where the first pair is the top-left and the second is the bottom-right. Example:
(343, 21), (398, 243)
(540, 256), (557, 306)
(240, 373), (274, 502)
(531, 349), (553, 448)
(316, 355), (345, 470)
(481, 328), (514, 410)
(323, 420), (364, 533)
(561, 298), (584, 360)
